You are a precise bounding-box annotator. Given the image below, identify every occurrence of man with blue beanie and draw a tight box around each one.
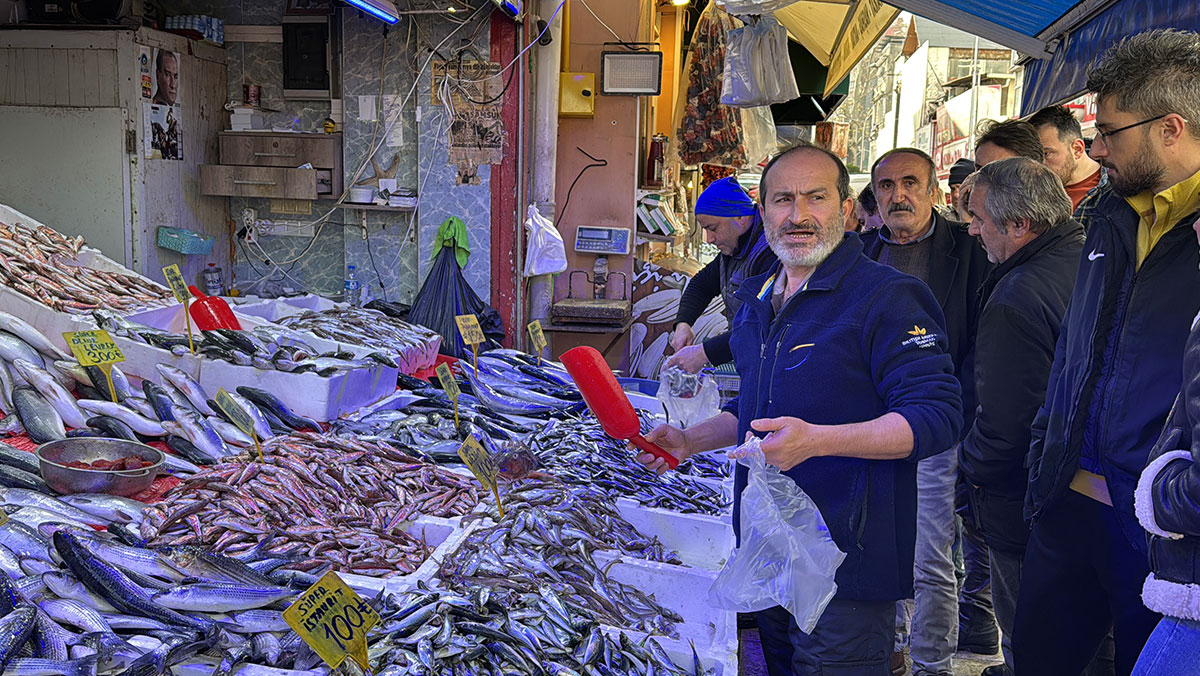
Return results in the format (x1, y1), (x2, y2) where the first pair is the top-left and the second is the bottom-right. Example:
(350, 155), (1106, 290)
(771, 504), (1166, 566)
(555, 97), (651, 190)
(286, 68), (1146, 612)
(669, 176), (776, 372)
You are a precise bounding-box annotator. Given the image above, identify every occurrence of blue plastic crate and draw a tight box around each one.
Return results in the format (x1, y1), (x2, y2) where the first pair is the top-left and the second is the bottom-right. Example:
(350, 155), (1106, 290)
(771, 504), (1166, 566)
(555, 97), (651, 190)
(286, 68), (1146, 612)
(617, 377), (660, 396)
(157, 226), (215, 256)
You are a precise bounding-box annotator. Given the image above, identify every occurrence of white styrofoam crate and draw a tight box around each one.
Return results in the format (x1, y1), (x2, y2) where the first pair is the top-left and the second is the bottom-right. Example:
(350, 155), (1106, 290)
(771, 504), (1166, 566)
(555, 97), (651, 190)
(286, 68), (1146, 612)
(112, 304), (398, 422)
(614, 499), (733, 572)
(596, 557), (738, 661)
(342, 514), (472, 595)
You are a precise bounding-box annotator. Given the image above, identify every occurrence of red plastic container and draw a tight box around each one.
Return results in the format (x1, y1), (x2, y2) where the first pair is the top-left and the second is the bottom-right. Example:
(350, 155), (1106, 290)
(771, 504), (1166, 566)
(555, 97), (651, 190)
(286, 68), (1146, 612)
(187, 286), (242, 331)
(560, 346), (679, 469)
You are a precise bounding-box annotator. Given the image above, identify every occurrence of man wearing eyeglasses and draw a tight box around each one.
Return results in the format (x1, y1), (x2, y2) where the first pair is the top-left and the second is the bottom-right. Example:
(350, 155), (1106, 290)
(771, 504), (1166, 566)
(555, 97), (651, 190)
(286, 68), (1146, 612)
(1017, 29), (1200, 676)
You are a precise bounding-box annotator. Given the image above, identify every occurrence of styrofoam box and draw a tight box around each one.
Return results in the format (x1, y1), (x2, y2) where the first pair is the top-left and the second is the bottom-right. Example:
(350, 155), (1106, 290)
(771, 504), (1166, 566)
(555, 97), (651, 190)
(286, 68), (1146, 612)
(613, 499), (733, 572)
(340, 514), (471, 596)
(596, 557), (738, 661)
(110, 304), (398, 422)
(597, 625), (739, 676)
(381, 517), (480, 596)
(233, 295), (441, 374)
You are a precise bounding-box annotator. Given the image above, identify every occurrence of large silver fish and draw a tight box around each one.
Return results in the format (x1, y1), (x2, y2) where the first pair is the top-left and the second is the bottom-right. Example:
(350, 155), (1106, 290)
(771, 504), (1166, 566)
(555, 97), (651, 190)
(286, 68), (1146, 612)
(0, 312), (67, 361)
(0, 489), (109, 526)
(10, 388), (64, 444)
(162, 409), (229, 459)
(10, 360), (87, 429)
(155, 364), (215, 417)
(75, 400), (165, 437)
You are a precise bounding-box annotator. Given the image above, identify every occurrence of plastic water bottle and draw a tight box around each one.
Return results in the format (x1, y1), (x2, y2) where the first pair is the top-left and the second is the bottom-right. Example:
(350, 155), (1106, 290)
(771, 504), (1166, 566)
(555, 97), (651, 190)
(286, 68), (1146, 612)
(343, 265), (361, 306)
(201, 263), (224, 296)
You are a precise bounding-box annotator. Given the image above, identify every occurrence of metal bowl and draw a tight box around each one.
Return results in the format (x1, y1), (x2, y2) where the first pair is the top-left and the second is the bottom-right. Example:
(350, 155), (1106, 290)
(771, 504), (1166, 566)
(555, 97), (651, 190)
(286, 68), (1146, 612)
(35, 438), (164, 496)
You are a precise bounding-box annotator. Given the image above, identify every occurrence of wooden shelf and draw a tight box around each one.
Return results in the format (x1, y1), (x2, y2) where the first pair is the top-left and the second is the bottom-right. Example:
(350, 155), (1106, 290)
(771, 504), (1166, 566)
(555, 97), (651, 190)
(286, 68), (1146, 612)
(637, 231), (675, 243)
(336, 203), (416, 212)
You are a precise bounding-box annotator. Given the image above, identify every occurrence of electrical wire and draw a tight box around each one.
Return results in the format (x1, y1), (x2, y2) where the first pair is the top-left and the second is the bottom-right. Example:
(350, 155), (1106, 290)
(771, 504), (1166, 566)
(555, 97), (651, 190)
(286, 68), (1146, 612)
(575, 0), (647, 51)
(445, 0), (564, 84)
(558, 147), (608, 226)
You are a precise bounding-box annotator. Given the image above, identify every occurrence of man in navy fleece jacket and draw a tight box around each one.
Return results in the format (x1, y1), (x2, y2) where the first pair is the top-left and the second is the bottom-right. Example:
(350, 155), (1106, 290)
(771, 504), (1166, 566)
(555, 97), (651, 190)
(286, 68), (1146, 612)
(639, 143), (962, 675)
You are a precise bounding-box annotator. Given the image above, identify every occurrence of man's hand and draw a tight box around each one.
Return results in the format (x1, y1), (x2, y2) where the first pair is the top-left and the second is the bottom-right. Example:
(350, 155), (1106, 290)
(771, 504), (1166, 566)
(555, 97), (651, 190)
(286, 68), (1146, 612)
(665, 344), (709, 373)
(751, 416), (826, 471)
(633, 424), (693, 475)
(670, 323), (695, 353)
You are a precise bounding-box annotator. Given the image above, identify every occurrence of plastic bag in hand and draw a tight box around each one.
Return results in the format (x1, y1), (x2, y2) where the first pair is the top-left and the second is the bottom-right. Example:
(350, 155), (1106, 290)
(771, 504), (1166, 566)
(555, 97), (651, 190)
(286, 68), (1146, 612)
(524, 205), (568, 277)
(657, 366), (720, 429)
(708, 436), (845, 633)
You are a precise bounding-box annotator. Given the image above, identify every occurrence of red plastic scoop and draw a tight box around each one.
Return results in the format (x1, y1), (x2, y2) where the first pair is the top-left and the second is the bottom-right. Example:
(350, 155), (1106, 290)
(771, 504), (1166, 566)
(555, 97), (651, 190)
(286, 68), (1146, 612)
(187, 286), (242, 331)
(561, 346), (679, 469)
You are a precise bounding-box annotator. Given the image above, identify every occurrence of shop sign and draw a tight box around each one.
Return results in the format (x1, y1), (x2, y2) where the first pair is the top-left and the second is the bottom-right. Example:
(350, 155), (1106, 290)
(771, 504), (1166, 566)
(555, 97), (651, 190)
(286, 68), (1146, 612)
(825, 0), (901, 98)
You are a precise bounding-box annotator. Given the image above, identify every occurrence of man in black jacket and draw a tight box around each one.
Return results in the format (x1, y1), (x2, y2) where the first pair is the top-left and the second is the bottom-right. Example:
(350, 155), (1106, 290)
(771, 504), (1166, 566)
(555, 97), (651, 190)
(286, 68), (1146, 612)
(960, 157), (1085, 676)
(1017, 29), (1200, 676)
(669, 177), (777, 372)
(862, 148), (991, 676)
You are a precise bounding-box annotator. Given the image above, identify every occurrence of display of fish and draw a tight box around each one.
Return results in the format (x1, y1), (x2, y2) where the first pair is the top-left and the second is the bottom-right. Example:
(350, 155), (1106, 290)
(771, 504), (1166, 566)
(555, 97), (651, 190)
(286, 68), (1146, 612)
(0, 220), (173, 314)
(141, 433), (480, 578)
(276, 306), (441, 373)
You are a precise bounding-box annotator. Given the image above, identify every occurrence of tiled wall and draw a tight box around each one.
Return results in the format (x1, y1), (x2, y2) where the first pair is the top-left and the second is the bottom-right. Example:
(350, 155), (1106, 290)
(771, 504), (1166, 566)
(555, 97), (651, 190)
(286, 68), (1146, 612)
(180, 0), (494, 303)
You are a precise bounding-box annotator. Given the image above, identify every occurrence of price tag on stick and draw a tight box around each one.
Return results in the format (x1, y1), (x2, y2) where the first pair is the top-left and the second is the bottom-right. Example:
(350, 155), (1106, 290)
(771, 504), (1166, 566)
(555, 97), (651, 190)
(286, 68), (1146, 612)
(455, 314), (484, 371)
(435, 362), (461, 426)
(162, 265), (195, 354)
(63, 330), (125, 404)
(283, 570), (379, 674)
(215, 388), (263, 462)
(458, 435), (503, 517)
(527, 320), (547, 365)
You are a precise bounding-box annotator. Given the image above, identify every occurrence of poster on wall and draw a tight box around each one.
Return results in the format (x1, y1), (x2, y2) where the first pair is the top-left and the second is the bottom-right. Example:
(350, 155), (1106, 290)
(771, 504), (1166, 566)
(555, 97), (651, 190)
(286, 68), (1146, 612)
(138, 46), (153, 100)
(144, 47), (182, 160)
(144, 104), (182, 160)
(432, 59), (505, 184)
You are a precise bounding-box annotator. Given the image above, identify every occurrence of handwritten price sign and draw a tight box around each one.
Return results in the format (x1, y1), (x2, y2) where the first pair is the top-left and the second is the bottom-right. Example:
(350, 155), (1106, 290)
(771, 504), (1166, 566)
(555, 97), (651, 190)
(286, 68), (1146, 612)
(283, 571), (379, 673)
(215, 388), (262, 461)
(63, 330), (126, 404)
(162, 265), (195, 353)
(455, 314), (485, 346)
(458, 435), (503, 516)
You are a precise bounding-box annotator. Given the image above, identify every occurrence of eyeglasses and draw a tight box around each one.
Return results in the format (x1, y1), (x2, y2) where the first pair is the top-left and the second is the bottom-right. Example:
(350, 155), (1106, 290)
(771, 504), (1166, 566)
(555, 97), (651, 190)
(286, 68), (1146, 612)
(1094, 113), (1170, 143)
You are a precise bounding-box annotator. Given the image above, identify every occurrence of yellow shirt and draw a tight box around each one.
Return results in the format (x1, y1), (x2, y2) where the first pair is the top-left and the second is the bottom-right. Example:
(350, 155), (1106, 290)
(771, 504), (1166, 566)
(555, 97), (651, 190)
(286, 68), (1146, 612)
(1126, 167), (1200, 267)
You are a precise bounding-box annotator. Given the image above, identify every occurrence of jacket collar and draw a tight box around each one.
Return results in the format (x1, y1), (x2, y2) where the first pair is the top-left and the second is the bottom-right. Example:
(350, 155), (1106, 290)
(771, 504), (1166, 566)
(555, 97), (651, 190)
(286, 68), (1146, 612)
(736, 233), (864, 325)
(986, 219), (1085, 283)
(877, 210), (960, 308)
(728, 214), (764, 261)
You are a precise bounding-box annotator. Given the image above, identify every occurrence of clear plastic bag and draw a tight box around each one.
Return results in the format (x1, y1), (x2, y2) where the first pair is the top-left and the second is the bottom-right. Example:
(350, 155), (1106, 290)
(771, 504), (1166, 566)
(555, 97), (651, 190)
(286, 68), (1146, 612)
(523, 205), (568, 277)
(708, 436), (845, 633)
(721, 16), (801, 108)
(657, 366), (720, 429)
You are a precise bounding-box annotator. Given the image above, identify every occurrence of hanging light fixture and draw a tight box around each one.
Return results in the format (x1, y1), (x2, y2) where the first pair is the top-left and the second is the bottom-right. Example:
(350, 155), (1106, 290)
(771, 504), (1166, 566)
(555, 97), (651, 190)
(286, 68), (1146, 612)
(343, 0), (399, 24)
(671, 0), (689, 5)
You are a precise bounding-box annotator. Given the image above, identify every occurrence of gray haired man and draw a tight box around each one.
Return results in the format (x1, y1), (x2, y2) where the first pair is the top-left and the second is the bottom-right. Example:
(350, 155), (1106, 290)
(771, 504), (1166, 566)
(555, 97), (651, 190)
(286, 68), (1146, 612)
(961, 158), (1085, 676)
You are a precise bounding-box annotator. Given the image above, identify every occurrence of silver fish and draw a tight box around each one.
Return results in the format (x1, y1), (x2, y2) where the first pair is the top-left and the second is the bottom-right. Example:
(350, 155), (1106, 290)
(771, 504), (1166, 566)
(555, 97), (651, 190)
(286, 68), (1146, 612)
(219, 391), (273, 442)
(8, 507), (96, 532)
(8, 360), (86, 429)
(0, 333), (43, 371)
(36, 598), (112, 634)
(0, 544), (23, 580)
(10, 388), (64, 444)
(0, 490), (109, 526)
(75, 400), (164, 437)
(0, 522), (51, 562)
(163, 410), (230, 459)
(155, 365), (215, 417)
(55, 494), (145, 526)
(40, 573), (117, 613)
(151, 583), (295, 612)
(0, 313), (68, 361)
(208, 418), (253, 448)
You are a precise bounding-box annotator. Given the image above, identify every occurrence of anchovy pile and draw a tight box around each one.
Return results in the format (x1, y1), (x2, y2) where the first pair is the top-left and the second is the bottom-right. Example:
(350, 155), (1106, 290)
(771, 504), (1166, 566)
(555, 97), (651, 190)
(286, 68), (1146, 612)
(439, 503), (683, 637)
(532, 416), (731, 516)
(142, 433), (480, 578)
(369, 583), (711, 676)
(276, 307), (441, 373)
(94, 309), (393, 377)
(0, 219), (174, 313)
(671, 451), (732, 480)
(473, 478), (682, 565)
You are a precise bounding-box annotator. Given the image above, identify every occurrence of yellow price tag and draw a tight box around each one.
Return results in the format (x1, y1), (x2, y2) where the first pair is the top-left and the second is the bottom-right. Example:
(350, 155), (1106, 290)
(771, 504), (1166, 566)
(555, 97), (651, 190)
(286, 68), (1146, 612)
(162, 265), (195, 354)
(457, 436), (503, 517)
(0, 511), (8, 527)
(435, 362), (461, 427)
(455, 314), (486, 346)
(283, 571), (379, 673)
(527, 320), (547, 364)
(162, 265), (190, 303)
(215, 388), (263, 461)
(64, 330), (125, 404)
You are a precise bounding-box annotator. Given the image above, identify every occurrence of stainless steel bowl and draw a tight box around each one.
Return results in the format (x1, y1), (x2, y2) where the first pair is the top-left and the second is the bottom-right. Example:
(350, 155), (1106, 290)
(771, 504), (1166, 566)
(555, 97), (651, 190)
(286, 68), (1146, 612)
(36, 438), (164, 496)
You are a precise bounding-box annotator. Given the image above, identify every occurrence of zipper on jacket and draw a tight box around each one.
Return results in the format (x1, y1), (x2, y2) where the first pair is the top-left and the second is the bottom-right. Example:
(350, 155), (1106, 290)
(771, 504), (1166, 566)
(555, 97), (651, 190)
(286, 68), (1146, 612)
(855, 466), (871, 550)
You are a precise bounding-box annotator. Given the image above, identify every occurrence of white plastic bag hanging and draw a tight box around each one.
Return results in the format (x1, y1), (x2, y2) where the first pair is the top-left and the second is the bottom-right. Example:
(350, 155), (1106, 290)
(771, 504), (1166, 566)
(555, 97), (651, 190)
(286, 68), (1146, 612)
(721, 16), (801, 107)
(708, 436), (845, 633)
(523, 205), (568, 277)
(717, 0), (798, 14)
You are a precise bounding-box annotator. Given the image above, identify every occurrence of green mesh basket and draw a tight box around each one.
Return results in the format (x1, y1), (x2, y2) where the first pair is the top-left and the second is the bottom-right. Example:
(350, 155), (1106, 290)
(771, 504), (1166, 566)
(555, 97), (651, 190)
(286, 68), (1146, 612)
(157, 226), (215, 256)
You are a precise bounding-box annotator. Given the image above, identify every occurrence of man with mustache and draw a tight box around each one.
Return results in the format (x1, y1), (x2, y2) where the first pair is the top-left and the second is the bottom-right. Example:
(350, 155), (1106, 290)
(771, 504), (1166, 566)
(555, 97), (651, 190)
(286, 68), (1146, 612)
(637, 142), (962, 674)
(860, 148), (991, 676)
(1018, 29), (1200, 676)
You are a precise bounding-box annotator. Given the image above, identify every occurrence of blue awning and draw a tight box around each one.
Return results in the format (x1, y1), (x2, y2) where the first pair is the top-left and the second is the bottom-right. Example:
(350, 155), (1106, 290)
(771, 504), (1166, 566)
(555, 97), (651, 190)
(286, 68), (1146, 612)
(1020, 0), (1200, 112)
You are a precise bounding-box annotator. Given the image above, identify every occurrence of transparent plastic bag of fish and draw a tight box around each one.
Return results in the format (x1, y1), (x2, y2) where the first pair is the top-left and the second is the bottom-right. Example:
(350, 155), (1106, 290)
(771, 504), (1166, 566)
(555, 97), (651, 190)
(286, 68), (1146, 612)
(708, 435), (845, 633)
(657, 365), (719, 429)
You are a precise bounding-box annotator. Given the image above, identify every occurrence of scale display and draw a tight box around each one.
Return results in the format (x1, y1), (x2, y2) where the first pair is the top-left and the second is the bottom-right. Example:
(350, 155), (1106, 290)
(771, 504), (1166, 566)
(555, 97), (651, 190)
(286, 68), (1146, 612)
(574, 226), (631, 255)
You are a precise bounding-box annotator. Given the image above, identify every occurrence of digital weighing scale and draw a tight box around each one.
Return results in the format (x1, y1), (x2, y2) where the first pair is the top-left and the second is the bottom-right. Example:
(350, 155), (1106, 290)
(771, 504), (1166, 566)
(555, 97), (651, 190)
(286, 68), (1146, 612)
(550, 226), (633, 326)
